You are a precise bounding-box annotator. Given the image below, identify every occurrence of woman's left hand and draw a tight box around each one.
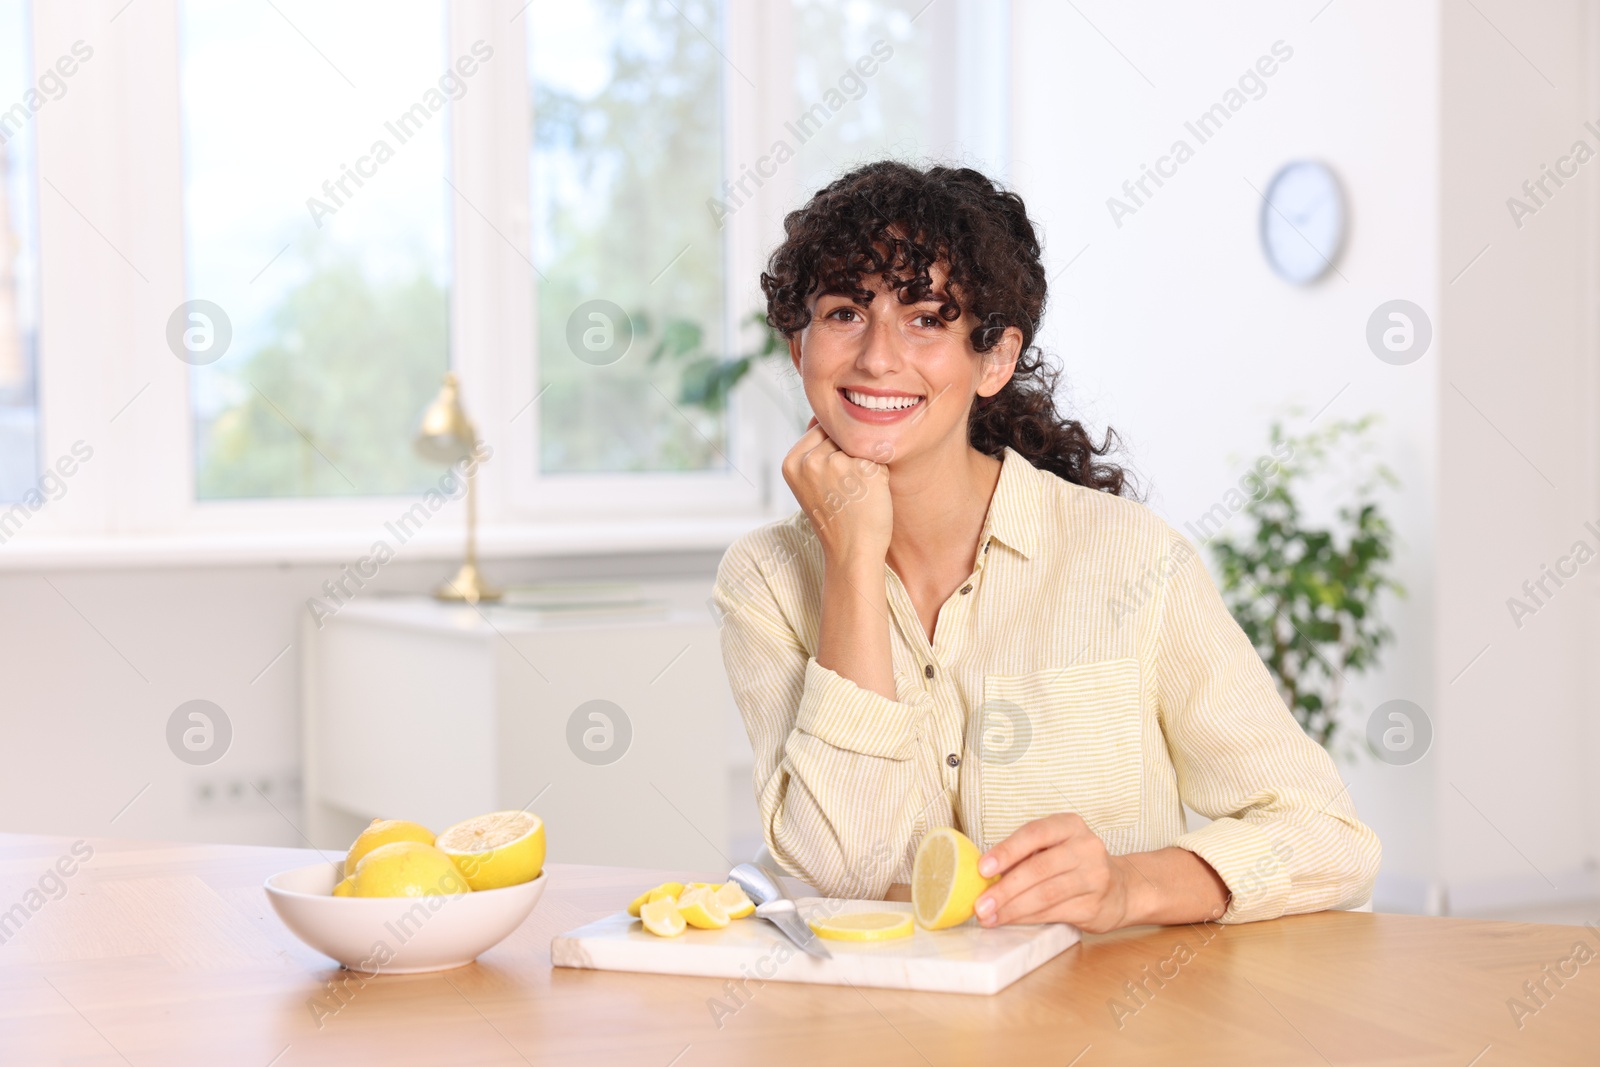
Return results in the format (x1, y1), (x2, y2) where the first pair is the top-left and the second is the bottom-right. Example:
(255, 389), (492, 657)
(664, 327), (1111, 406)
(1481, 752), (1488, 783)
(973, 813), (1134, 934)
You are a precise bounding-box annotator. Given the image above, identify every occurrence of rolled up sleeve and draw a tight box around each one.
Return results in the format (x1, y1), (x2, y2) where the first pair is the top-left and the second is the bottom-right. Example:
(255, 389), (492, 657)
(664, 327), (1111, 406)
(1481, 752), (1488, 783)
(713, 535), (933, 899)
(1156, 537), (1381, 923)
(794, 658), (930, 759)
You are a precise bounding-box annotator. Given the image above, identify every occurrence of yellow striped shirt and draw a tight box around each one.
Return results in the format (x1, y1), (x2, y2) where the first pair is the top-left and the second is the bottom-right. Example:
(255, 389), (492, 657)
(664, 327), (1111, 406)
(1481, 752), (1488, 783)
(712, 446), (1380, 923)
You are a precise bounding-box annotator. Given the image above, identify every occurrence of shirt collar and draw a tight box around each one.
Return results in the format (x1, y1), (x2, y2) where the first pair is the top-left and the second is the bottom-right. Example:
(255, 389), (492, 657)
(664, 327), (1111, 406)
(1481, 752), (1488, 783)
(984, 447), (1042, 560)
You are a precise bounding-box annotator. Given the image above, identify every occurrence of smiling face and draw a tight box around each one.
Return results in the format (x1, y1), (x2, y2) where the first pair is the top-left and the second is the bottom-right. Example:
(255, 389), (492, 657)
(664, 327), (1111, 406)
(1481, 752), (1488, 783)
(791, 265), (1020, 467)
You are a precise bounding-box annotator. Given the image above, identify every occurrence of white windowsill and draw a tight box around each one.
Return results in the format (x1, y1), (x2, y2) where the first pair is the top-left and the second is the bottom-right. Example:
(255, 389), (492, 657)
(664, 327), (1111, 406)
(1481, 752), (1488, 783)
(0, 513), (786, 571)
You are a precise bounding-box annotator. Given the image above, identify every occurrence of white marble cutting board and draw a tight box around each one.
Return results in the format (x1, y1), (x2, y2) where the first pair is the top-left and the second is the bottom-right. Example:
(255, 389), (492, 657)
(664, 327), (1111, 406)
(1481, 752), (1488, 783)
(551, 898), (1079, 995)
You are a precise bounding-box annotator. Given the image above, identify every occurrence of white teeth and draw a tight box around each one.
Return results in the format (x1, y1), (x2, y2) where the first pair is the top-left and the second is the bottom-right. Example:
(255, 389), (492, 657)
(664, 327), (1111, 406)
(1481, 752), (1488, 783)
(844, 389), (922, 411)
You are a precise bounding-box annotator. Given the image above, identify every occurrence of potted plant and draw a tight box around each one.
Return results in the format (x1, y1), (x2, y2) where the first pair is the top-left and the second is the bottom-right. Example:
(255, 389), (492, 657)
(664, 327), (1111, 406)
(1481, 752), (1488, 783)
(1207, 414), (1405, 757)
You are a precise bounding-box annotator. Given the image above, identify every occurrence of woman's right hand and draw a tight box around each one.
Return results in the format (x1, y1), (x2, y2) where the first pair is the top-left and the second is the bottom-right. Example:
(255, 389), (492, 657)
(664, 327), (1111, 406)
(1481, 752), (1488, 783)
(782, 420), (893, 567)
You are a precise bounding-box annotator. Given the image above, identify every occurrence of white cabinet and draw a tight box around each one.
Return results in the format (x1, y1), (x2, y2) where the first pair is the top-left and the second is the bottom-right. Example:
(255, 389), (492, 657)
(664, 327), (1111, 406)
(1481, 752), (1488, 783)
(301, 589), (751, 871)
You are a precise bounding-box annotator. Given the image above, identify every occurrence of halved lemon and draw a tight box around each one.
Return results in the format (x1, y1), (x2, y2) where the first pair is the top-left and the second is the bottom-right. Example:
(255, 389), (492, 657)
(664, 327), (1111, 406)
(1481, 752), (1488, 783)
(677, 886), (730, 929)
(436, 811), (545, 891)
(715, 882), (755, 919)
(912, 827), (999, 930)
(809, 911), (914, 942)
(344, 818), (435, 877)
(640, 898), (686, 937)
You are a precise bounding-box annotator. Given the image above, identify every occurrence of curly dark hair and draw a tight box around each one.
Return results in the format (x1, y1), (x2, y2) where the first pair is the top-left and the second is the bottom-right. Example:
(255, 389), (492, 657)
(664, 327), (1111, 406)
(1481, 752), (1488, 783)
(760, 160), (1131, 496)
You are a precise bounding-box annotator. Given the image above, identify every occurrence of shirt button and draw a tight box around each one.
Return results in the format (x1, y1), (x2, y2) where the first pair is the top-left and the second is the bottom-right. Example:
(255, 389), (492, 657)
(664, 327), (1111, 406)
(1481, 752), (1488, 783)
(947, 753), (961, 768)
(924, 664), (935, 679)
(959, 584), (972, 595)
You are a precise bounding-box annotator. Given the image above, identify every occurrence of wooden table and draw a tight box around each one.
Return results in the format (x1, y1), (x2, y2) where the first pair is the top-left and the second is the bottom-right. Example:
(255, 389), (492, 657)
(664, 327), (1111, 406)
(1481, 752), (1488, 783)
(1, 834), (1594, 1065)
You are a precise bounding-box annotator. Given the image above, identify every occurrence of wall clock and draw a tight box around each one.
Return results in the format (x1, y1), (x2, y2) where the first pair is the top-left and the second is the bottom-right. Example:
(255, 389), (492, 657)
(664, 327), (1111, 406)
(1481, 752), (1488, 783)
(1259, 160), (1345, 285)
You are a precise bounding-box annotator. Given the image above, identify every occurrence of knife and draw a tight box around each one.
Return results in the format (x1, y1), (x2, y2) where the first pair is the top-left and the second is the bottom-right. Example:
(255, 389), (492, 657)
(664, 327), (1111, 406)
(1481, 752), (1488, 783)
(754, 899), (832, 960)
(729, 862), (832, 960)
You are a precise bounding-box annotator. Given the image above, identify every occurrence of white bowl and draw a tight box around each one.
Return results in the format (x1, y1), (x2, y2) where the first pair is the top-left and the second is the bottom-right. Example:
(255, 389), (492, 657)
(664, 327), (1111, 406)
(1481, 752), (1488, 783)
(265, 862), (547, 974)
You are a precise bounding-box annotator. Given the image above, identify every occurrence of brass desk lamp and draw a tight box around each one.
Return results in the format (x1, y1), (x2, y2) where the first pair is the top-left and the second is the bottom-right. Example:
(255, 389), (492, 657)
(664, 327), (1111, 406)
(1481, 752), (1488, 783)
(414, 372), (500, 603)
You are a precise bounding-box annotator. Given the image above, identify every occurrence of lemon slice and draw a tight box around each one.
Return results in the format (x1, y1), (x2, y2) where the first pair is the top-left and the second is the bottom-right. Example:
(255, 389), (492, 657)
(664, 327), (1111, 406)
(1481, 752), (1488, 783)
(344, 819), (435, 877)
(809, 911), (914, 942)
(436, 811), (545, 891)
(715, 882), (755, 919)
(626, 890), (651, 918)
(350, 841), (470, 897)
(912, 827), (999, 930)
(640, 898), (686, 937)
(677, 886), (730, 929)
(647, 881), (685, 904)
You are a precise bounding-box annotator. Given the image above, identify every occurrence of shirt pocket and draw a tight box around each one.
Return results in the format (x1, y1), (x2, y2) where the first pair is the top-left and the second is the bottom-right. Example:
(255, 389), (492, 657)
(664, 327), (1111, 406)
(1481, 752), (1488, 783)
(977, 658), (1144, 845)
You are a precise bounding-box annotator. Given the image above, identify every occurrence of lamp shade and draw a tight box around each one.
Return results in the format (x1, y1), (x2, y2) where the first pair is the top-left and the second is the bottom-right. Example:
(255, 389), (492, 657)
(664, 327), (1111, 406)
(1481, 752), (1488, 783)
(414, 372), (475, 463)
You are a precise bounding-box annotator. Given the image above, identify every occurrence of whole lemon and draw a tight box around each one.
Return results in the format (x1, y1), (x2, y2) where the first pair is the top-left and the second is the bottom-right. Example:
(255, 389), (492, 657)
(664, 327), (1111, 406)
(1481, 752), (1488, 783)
(350, 841), (470, 898)
(344, 819), (435, 877)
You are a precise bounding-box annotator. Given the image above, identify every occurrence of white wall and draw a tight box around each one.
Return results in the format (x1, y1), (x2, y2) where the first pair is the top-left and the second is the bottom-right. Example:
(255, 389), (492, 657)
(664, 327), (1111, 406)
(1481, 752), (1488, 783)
(1436, 0), (1600, 911)
(1012, 0), (1599, 914)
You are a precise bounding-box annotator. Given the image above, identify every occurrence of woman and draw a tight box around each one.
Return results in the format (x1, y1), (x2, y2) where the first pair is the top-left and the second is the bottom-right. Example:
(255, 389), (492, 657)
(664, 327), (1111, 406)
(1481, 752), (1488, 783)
(713, 161), (1379, 933)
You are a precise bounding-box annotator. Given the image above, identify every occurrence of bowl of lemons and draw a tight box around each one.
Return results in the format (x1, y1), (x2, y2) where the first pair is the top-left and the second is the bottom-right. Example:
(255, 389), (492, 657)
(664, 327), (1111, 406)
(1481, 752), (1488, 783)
(266, 810), (546, 973)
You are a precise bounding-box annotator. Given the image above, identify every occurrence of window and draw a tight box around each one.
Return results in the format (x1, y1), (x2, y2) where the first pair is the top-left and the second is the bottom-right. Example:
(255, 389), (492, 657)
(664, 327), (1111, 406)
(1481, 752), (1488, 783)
(0, 0), (1010, 555)
(528, 0), (728, 475)
(509, 0), (1009, 513)
(789, 0), (1009, 194)
(179, 0), (452, 499)
(0, 2), (40, 503)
